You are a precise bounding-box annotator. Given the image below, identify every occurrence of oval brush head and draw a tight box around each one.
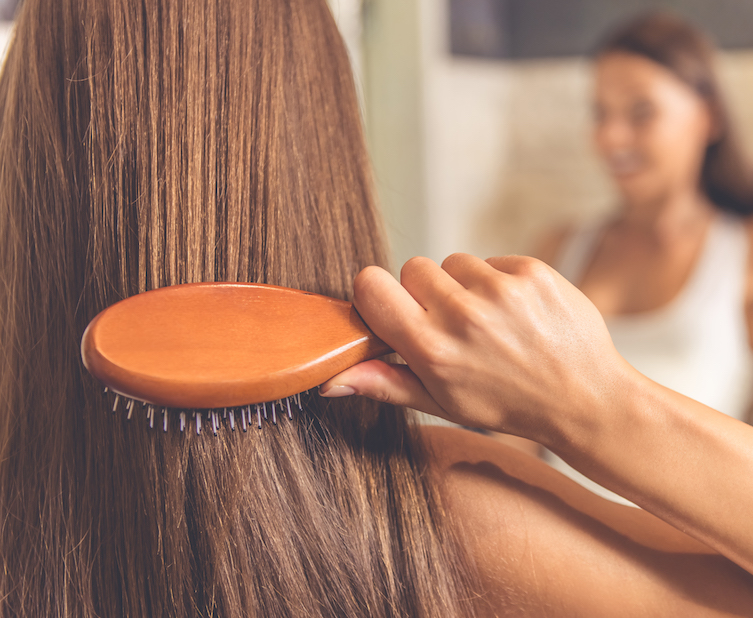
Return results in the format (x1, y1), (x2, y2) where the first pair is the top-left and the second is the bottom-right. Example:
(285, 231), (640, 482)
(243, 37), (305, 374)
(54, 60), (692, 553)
(81, 282), (392, 411)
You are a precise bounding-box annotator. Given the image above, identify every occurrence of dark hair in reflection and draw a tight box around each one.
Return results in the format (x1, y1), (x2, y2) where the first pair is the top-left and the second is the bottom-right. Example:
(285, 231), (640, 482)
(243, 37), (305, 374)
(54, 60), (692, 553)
(596, 11), (753, 216)
(0, 0), (477, 615)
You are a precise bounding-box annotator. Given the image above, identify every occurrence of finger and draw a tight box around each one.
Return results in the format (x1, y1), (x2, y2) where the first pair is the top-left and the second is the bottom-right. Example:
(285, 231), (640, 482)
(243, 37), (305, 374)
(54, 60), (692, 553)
(441, 252), (509, 291)
(485, 255), (546, 276)
(319, 360), (452, 421)
(352, 265), (428, 356)
(399, 256), (466, 311)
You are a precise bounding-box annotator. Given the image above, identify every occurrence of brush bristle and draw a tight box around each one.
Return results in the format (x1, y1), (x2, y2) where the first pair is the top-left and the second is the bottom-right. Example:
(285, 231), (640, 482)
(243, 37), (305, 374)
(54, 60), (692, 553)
(106, 387), (309, 434)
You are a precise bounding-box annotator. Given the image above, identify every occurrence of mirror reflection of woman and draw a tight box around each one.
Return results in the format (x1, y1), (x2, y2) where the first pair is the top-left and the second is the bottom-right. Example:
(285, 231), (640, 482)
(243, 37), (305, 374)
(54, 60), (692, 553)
(536, 12), (753, 503)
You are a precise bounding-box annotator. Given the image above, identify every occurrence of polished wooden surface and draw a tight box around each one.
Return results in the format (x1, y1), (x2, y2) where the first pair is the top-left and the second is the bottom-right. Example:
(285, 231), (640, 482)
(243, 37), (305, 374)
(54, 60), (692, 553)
(81, 283), (392, 408)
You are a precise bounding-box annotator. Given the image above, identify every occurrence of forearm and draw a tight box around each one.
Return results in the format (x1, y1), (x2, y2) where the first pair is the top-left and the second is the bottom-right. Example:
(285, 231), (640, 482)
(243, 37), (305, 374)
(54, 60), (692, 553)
(550, 364), (753, 574)
(322, 255), (753, 575)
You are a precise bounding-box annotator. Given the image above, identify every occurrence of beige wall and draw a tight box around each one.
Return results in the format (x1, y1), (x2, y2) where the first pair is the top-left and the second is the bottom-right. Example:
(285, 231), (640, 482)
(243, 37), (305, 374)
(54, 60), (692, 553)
(361, 0), (428, 270)
(0, 20), (13, 63)
(361, 1), (753, 268)
(420, 0), (515, 263)
(327, 0), (365, 101)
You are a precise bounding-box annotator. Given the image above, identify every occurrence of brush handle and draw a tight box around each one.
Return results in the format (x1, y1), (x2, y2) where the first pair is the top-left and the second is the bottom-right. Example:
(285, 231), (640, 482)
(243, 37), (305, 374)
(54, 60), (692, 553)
(81, 283), (393, 408)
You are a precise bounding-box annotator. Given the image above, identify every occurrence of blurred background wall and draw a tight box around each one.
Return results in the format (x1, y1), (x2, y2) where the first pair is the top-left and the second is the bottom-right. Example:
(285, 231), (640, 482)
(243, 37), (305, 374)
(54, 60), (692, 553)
(0, 0), (15, 62)
(0, 1), (749, 272)
(328, 0), (753, 270)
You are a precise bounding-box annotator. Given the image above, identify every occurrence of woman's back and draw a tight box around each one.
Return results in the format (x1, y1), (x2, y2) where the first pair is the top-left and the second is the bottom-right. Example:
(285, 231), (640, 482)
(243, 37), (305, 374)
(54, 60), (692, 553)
(426, 425), (753, 616)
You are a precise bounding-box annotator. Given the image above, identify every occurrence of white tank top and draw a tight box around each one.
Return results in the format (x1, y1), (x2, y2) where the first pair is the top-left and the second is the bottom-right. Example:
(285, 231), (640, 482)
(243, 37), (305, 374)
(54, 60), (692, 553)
(544, 213), (753, 505)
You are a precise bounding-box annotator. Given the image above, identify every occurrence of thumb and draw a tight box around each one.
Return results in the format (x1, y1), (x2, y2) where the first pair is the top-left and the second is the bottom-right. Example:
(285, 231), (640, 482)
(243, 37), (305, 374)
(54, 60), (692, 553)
(319, 360), (451, 421)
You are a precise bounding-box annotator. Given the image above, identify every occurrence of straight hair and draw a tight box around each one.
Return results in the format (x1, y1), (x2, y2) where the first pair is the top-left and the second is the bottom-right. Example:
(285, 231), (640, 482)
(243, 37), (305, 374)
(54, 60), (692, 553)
(0, 0), (478, 615)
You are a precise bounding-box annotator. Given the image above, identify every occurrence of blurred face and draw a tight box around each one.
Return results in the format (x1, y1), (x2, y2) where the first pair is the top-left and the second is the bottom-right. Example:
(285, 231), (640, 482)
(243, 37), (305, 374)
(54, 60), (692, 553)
(592, 52), (715, 208)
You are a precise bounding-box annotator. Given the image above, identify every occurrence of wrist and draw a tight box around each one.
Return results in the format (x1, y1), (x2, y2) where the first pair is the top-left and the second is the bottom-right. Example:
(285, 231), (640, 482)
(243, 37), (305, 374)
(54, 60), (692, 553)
(537, 354), (645, 462)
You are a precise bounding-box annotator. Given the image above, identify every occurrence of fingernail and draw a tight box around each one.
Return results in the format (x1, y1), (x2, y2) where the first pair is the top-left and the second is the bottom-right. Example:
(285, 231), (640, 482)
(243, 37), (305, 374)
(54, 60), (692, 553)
(319, 384), (356, 398)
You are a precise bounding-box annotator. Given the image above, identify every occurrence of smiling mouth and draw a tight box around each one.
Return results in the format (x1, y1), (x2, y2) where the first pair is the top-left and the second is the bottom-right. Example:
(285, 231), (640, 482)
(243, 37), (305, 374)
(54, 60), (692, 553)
(606, 150), (645, 177)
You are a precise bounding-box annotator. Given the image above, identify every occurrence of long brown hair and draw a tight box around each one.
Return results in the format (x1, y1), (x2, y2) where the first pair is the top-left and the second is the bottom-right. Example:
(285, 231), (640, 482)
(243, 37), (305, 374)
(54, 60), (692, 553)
(596, 11), (753, 216)
(0, 0), (477, 615)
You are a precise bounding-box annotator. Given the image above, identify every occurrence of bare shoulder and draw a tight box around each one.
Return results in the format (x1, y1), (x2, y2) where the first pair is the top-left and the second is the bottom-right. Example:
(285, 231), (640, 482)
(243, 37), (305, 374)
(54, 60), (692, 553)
(418, 425), (704, 551)
(418, 425), (753, 617)
(532, 225), (572, 266)
(420, 424), (569, 495)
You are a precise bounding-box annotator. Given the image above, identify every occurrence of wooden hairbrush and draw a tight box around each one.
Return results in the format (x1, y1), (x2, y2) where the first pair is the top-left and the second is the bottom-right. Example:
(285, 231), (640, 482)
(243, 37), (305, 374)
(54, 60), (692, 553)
(81, 282), (392, 433)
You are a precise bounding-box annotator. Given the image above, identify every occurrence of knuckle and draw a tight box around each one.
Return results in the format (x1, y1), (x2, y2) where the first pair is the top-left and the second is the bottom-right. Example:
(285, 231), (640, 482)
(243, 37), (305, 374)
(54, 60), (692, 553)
(400, 256), (433, 283)
(402, 255), (433, 272)
(517, 256), (551, 281)
(456, 302), (490, 335)
(479, 275), (509, 304)
(353, 265), (384, 299)
(440, 252), (470, 271)
(442, 286), (469, 310)
(370, 384), (395, 404)
(503, 283), (526, 306)
(432, 287), (488, 336)
(371, 368), (405, 405)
